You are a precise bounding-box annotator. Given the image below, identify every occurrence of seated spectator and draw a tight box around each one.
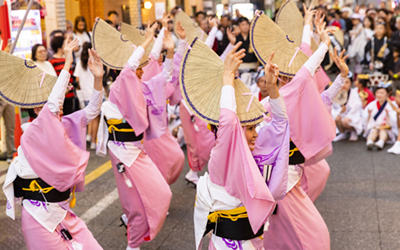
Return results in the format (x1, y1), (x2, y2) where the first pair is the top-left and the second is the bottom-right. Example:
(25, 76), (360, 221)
(355, 74), (375, 108)
(387, 88), (400, 154)
(31, 44), (57, 76)
(364, 84), (398, 149)
(333, 72), (363, 142)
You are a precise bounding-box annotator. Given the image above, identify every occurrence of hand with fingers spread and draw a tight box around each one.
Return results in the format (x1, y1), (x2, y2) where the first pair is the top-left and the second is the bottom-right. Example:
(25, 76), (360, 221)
(314, 10), (325, 32)
(223, 42), (245, 86)
(88, 49), (104, 79)
(162, 14), (171, 29)
(163, 30), (175, 59)
(143, 21), (158, 49)
(264, 52), (280, 99)
(63, 36), (79, 64)
(329, 48), (349, 78)
(227, 28), (236, 45)
(175, 21), (186, 40)
(208, 16), (218, 29)
(303, 3), (316, 26)
(316, 21), (335, 47)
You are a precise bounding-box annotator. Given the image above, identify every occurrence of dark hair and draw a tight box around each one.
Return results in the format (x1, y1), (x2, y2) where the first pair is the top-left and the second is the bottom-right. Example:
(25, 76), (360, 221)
(74, 16), (87, 33)
(195, 11), (205, 17)
(108, 10), (118, 17)
(31, 44), (45, 61)
(49, 29), (64, 38)
(364, 16), (375, 30)
(375, 86), (390, 94)
(378, 8), (389, 15)
(221, 14), (231, 21)
(359, 79), (369, 88)
(105, 20), (113, 25)
(81, 42), (92, 71)
(237, 16), (250, 24)
(328, 13), (336, 19)
(27, 109), (38, 119)
(50, 36), (64, 53)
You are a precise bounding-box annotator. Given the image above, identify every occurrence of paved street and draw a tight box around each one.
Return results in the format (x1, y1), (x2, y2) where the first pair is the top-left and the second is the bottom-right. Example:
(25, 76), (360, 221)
(1, 139), (400, 250)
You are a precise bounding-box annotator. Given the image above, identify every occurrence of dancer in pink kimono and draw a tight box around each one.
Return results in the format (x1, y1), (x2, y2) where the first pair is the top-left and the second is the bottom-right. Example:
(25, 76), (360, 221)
(252, 14), (343, 249)
(194, 43), (289, 249)
(298, 7), (348, 202)
(96, 23), (172, 250)
(141, 16), (185, 185)
(3, 38), (103, 249)
(180, 25), (236, 185)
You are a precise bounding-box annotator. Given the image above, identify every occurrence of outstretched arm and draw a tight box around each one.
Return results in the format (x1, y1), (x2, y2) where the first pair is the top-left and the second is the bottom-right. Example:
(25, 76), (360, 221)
(205, 17), (218, 48)
(301, 3), (316, 46)
(128, 22), (158, 71)
(47, 36), (79, 115)
(220, 27), (236, 61)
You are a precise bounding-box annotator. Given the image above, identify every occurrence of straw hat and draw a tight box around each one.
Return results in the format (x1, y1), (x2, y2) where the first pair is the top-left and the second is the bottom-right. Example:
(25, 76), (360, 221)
(333, 89), (348, 105)
(174, 10), (208, 43)
(92, 18), (148, 70)
(275, 0), (319, 52)
(0, 50), (57, 108)
(120, 22), (152, 65)
(179, 37), (267, 126)
(328, 26), (344, 47)
(250, 12), (309, 77)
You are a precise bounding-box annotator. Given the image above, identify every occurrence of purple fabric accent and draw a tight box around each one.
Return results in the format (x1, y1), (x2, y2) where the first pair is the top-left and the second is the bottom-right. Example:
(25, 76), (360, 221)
(253, 111), (290, 201)
(167, 50), (184, 105)
(286, 35), (294, 43)
(222, 239), (243, 250)
(142, 71), (168, 140)
(6, 201), (11, 210)
(109, 64), (149, 137)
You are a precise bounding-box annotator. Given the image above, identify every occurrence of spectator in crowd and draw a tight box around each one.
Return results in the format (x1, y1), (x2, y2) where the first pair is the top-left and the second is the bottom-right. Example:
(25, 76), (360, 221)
(327, 12), (342, 29)
(107, 10), (120, 29)
(66, 20), (73, 33)
(49, 36), (80, 115)
(199, 18), (209, 33)
(31, 44), (57, 76)
(387, 88), (400, 154)
(195, 11), (205, 24)
(335, 9), (346, 31)
(333, 72), (363, 142)
(348, 14), (367, 74)
(341, 7), (353, 32)
(74, 16), (92, 61)
(355, 74), (375, 108)
(359, 4), (367, 16)
(47, 29), (64, 60)
(367, 9), (377, 20)
(389, 47), (400, 90)
(363, 15), (375, 40)
(363, 20), (393, 74)
(216, 14), (231, 56)
(73, 42), (100, 149)
(390, 17), (400, 49)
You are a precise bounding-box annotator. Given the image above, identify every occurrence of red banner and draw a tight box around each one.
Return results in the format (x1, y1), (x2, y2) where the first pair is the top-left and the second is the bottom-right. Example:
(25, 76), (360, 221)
(0, 0), (11, 50)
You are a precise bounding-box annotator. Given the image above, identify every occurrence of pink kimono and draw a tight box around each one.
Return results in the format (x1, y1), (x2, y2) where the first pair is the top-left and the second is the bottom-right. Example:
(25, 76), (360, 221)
(19, 105), (102, 250)
(142, 54), (185, 185)
(300, 39), (334, 202)
(108, 63), (172, 248)
(262, 52), (335, 248)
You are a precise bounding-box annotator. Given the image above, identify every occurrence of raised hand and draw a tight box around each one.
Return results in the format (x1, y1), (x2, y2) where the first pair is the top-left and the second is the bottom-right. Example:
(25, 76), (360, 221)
(316, 21), (335, 47)
(227, 27), (236, 45)
(264, 52), (280, 99)
(208, 16), (218, 29)
(175, 21), (186, 40)
(63, 35), (79, 64)
(224, 42), (245, 74)
(303, 3), (316, 26)
(329, 47), (349, 78)
(164, 30), (175, 59)
(88, 48), (104, 78)
(162, 13), (171, 29)
(145, 21), (158, 41)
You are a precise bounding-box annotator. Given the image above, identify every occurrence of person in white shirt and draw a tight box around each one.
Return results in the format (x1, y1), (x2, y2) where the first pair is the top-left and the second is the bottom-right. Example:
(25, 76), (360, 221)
(73, 16), (92, 62)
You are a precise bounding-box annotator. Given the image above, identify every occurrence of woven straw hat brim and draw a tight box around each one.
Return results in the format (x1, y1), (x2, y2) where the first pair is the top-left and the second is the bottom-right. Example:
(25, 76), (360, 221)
(0, 50), (57, 108)
(179, 37), (267, 126)
(92, 19), (147, 70)
(250, 13), (308, 77)
(327, 26), (344, 46)
(174, 11), (208, 43)
(333, 89), (348, 105)
(120, 22), (152, 66)
(276, 0), (319, 52)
